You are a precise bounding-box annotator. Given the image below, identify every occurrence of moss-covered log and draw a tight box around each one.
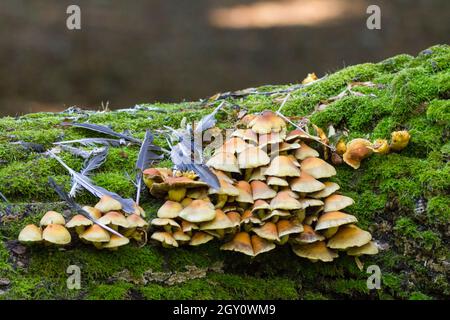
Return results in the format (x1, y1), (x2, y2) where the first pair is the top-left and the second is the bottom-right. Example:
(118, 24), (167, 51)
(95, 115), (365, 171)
(0, 44), (449, 300)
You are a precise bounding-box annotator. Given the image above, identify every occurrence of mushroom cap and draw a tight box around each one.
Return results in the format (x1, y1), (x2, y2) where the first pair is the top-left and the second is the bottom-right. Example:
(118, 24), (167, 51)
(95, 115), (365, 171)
(323, 194), (355, 212)
(220, 232), (254, 256)
(370, 139), (390, 154)
(285, 129), (310, 142)
(151, 176), (208, 196)
(206, 152), (241, 173)
(347, 241), (379, 256)
(43, 224), (71, 245)
(287, 155), (301, 167)
(252, 222), (279, 241)
(292, 241), (338, 262)
(18, 224), (43, 242)
(300, 157), (336, 179)
(200, 209), (234, 230)
(310, 182), (340, 198)
(290, 171), (325, 193)
(327, 224), (372, 249)
(278, 141), (301, 153)
(94, 195), (122, 213)
(126, 214), (149, 228)
(82, 206), (102, 220)
(157, 200), (183, 218)
(238, 146), (270, 169)
(258, 132), (283, 147)
(315, 211), (357, 231)
(66, 214), (93, 228)
(40, 211), (65, 226)
(248, 166), (267, 181)
(342, 138), (373, 169)
(103, 234), (130, 248)
(181, 220), (199, 233)
(173, 230), (191, 242)
(267, 176), (289, 187)
(142, 167), (168, 182)
(151, 231), (178, 247)
(98, 211), (129, 228)
(151, 218), (180, 228)
(390, 130), (410, 151)
(217, 137), (249, 154)
(297, 198), (324, 209)
(294, 142), (320, 160)
(270, 191), (302, 210)
(189, 231), (214, 246)
(235, 181), (254, 204)
(212, 169), (235, 184)
(179, 199), (216, 223)
(80, 224), (110, 243)
(250, 180), (277, 200)
(231, 129), (258, 144)
(261, 209), (290, 221)
(209, 178), (239, 196)
(240, 210), (262, 225)
(248, 110), (286, 134)
(251, 199), (271, 212)
(277, 219), (304, 237)
(293, 224), (325, 243)
(186, 188), (209, 200)
(265, 155), (300, 177)
(251, 235), (276, 256)
(132, 204), (146, 217)
(226, 211), (241, 228)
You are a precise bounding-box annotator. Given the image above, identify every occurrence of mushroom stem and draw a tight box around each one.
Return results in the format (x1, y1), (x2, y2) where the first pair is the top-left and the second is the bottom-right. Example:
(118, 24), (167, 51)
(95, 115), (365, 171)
(215, 194), (228, 209)
(93, 242), (103, 249)
(75, 226), (85, 235)
(244, 168), (253, 181)
(271, 216), (280, 223)
(294, 209), (305, 222)
(168, 188), (186, 202)
(163, 225), (172, 233)
(273, 186), (279, 192)
(277, 235), (289, 245)
(123, 227), (136, 238)
(322, 227), (338, 238)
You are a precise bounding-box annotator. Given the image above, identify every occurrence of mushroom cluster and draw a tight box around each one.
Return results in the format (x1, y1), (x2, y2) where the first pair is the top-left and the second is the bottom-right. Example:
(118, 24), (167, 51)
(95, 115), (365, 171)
(146, 110), (378, 262)
(18, 195), (148, 250)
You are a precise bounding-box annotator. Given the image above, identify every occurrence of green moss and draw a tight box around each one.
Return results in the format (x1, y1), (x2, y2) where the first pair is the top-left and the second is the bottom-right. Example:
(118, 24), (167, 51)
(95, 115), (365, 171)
(426, 195), (450, 224)
(86, 282), (133, 300)
(408, 291), (433, 300)
(426, 99), (450, 123)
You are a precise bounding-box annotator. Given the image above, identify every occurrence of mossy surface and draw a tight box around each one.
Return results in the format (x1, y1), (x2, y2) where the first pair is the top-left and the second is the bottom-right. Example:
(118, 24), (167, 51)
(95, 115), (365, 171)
(0, 44), (449, 300)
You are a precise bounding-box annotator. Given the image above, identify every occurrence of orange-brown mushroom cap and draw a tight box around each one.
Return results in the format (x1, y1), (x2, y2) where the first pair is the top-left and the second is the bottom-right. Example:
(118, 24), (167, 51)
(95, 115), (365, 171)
(220, 232), (254, 256)
(250, 181), (277, 200)
(294, 142), (320, 160)
(291, 241), (338, 262)
(292, 224), (325, 243)
(98, 211), (129, 228)
(252, 222), (279, 241)
(18, 224), (43, 243)
(179, 199), (216, 223)
(251, 235), (276, 256)
(265, 155), (301, 177)
(238, 146), (270, 169)
(270, 191), (302, 210)
(327, 224), (372, 249)
(315, 211), (357, 231)
(323, 194), (355, 212)
(66, 214), (93, 228)
(40, 211), (65, 226)
(342, 138), (373, 169)
(290, 171), (325, 193)
(43, 224), (71, 245)
(235, 181), (254, 204)
(247, 110), (286, 134)
(206, 151), (241, 173)
(277, 219), (304, 237)
(94, 195), (122, 213)
(157, 200), (183, 218)
(300, 157), (336, 179)
(310, 181), (340, 198)
(189, 231), (214, 246)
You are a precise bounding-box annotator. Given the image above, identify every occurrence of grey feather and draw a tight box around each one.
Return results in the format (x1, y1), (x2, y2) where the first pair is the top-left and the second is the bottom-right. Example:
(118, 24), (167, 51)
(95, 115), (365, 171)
(194, 101), (224, 134)
(54, 138), (127, 147)
(62, 122), (141, 144)
(48, 178), (124, 237)
(69, 147), (109, 197)
(48, 150), (137, 214)
(0, 191), (8, 202)
(135, 130), (163, 205)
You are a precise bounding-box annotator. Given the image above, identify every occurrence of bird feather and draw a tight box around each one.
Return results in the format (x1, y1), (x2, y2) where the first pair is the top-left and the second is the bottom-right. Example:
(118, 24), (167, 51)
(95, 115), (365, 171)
(62, 122), (141, 144)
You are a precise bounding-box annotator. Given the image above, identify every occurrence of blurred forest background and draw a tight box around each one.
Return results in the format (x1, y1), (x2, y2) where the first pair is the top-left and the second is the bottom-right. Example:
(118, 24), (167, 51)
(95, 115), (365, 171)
(0, 0), (449, 116)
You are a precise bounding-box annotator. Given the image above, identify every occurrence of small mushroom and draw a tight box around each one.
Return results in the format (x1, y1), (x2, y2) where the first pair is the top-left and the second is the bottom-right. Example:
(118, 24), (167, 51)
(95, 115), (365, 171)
(82, 206), (102, 220)
(390, 130), (410, 151)
(231, 129), (258, 144)
(40, 211), (65, 226)
(250, 181), (277, 200)
(323, 194), (355, 212)
(327, 224), (372, 250)
(315, 211), (358, 231)
(178, 199), (216, 223)
(18, 224), (43, 243)
(300, 157), (336, 179)
(173, 230), (191, 244)
(94, 195), (122, 213)
(248, 167), (267, 182)
(309, 182), (340, 198)
(200, 209), (234, 238)
(66, 214), (93, 235)
(267, 176), (289, 189)
(370, 139), (390, 154)
(285, 129), (310, 142)
(290, 171), (325, 193)
(124, 214), (149, 238)
(181, 220), (199, 233)
(291, 241), (338, 262)
(220, 232), (254, 256)
(261, 209), (290, 223)
(97, 211), (129, 231)
(248, 110), (286, 134)
(270, 191), (302, 210)
(265, 155), (300, 177)
(235, 181), (254, 205)
(151, 218), (180, 232)
(103, 234), (130, 250)
(151, 231), (178, 248)
(240, 209), (262, 227)
(217, 137), (249, 154)
(294, 142), (319, 160)
(277, 219), (304, 238)
(342, 138), (373, 169)
(292, 225), (325, 244)
(251, 235), (276, 256)
(252, 222), (279, 241)
(189, 231), (214, 246)
(238, 146), (270, 180)
(80, 224), (110, 249)
(258, 132), (283, 147)
(347, 241), (379, 256)
(157, 200), (183, 218)
(206, 151), (241, 173)
(209, 178), (239, 208)
(43, 224), (71, 245)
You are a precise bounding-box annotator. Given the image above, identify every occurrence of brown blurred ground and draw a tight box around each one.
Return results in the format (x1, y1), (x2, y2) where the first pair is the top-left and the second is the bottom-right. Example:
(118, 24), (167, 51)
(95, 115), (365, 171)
(0, 0), (449, 116)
